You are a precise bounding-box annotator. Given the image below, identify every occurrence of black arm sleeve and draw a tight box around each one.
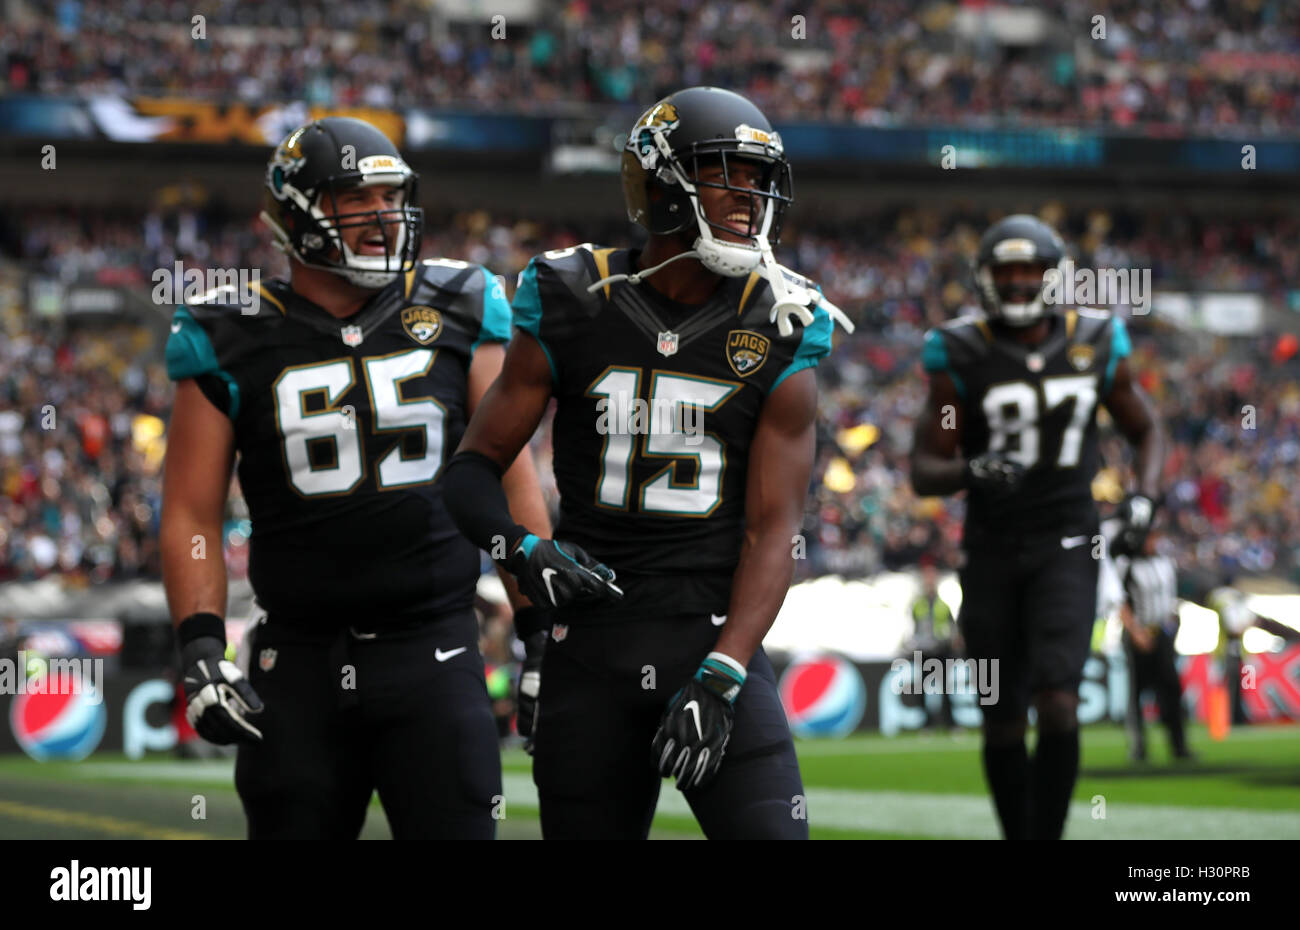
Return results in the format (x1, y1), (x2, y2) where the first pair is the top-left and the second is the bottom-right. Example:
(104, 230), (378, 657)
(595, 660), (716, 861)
(441, 450), (531, 556)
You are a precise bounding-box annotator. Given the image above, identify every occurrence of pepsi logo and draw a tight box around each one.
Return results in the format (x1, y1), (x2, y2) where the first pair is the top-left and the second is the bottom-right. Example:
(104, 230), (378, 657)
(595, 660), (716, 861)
(10, 675), (107, 762)
(778, 654), (866, 739)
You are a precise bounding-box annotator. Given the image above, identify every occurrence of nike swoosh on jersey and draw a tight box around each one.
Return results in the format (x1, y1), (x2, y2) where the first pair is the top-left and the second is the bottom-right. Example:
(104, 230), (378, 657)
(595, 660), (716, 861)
(170, 322), (183, 333)
(710, 614), (727, 626)
(1061, 535), (1089, 549)
(435, 646), (467, 662)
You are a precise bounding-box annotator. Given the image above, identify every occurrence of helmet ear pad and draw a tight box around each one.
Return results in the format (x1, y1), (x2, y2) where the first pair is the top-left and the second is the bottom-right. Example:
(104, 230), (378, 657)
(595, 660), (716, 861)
(623, 149), (694, 236)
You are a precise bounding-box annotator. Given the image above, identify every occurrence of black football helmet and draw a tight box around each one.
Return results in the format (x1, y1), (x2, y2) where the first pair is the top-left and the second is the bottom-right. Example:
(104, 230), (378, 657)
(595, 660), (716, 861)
(260, 117), (422, 289)
(974, 214), (1068, 327)
(620, 86), (793, 278)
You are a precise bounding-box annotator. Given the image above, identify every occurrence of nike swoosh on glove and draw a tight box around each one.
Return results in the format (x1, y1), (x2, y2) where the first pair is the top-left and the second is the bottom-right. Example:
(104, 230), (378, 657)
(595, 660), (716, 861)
(181, 636), (264, 745)
(507, 534), (623, 609)
(651, 654), (745, 791)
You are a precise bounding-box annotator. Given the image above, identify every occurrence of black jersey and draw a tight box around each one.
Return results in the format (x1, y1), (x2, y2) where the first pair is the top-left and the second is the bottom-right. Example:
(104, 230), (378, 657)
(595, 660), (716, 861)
(513, 244), (833, 618)
(922, 308), (1131, 534)
(165, 259), (512, 625)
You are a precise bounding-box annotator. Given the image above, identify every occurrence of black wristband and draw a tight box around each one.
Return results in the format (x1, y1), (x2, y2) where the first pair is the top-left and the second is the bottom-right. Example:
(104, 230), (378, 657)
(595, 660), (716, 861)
(512, 605), (549, 639)
(177, 612), (226, 648)
(442, 450), (531, 557)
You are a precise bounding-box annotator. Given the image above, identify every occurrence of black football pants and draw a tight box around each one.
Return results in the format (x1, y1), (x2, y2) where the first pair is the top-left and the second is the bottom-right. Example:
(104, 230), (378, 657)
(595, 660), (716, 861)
(532, 614), (807, 840)
(234, 610), (501, 839)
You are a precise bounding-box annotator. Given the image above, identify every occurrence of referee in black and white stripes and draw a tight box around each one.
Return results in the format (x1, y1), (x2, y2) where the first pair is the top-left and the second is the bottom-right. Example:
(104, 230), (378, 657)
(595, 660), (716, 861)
(1116, 523), (1194, 763)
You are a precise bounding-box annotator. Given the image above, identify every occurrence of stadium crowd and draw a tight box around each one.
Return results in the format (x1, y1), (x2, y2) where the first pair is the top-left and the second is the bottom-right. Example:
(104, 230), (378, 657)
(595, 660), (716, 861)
(3, 0), (1297, 133)
(2, 200), (1298, 592)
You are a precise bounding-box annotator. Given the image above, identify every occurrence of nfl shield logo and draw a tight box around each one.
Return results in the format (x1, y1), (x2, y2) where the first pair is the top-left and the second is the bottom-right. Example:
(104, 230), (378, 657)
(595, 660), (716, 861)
(341, 325), (364, 347)
(551, 623), (569, 643)
(259, 648), (278, 672)
(656, 330), (679, 357)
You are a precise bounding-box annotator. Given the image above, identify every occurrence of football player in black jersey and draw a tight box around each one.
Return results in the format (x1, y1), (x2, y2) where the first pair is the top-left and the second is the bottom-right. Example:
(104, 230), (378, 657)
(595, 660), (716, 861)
(159, 117), (550, 839)
(442, 86), (850, 839)
(910, 215), (1165, 840)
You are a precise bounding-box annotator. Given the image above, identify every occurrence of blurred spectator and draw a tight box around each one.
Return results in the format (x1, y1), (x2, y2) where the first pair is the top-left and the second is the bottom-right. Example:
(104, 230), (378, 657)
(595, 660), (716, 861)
(3, 0), (1297, 133)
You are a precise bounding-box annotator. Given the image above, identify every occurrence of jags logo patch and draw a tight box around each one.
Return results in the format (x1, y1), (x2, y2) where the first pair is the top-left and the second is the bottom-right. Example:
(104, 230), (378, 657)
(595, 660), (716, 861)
(1067, 344), (1095, 371)
(402, 306), (443, 344)
(726, 329), (771, 377)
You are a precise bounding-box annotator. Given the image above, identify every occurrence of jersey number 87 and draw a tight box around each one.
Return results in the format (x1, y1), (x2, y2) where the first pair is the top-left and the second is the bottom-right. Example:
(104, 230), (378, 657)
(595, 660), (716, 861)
(983, 374), (1097, 468)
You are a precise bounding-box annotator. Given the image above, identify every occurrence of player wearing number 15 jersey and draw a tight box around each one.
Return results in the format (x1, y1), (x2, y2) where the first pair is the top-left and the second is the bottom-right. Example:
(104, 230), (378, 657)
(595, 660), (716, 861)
(159, 117), (550, 839)
(443, 86), (850, 839)
(910, 214), (1165, 840)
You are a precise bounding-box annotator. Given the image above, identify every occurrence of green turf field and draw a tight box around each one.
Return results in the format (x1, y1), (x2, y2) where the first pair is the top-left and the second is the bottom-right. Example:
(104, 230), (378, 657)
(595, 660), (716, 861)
(1, 724), (1296, 839)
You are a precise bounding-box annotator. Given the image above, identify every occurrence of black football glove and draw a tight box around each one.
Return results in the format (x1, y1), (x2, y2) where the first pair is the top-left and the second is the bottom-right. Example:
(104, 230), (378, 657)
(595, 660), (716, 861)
(1114, 493), (1156, 557)
(516, 629), (547, 755)
(507, 534), (623, 609)
(964, 452), (1027, 498)
(181, 635), (264, 745)
(652, 654), (746, 791)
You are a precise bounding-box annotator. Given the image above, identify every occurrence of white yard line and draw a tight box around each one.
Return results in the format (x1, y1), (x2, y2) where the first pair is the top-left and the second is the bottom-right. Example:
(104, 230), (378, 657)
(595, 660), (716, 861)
(71, 762), (1300, 839)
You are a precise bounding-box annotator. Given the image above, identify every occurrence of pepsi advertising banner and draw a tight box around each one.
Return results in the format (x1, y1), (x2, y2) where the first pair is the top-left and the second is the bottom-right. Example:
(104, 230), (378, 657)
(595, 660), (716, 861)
(4, 648), (1298, 759)
(772, 647), (1300, 737)
(2, 671), (179, 761)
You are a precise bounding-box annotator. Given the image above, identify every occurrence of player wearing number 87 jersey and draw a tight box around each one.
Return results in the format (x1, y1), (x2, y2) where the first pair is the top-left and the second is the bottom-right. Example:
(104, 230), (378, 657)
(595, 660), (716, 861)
(442, 86), (844, 839)
(910, 214), (1165, 841)
(159, 117), (552, 839)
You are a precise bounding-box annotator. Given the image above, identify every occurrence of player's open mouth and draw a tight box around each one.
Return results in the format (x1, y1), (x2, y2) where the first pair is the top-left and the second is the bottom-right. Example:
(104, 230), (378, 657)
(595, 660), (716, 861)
(722, 210), (753, 236)
(356, 233), (389, 255)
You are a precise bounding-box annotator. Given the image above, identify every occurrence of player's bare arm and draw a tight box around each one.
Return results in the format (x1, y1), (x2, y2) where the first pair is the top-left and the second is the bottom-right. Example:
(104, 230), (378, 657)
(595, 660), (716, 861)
(160, 378), (236, 624)
(909, 370), (966, 496)
(713, 368), (819, 667)
(444, 331), (621, 609)
(466, 339), (553, 609)
(161, 377), (264, 745)
(1102, 357), (1164, 500)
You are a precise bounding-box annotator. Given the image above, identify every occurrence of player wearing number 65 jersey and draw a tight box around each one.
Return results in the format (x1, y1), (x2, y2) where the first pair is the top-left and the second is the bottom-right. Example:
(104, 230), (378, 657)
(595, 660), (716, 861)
(159, 117), (550, 839)
(910, 214), (1165, 840)
(442, 86), (847, 839)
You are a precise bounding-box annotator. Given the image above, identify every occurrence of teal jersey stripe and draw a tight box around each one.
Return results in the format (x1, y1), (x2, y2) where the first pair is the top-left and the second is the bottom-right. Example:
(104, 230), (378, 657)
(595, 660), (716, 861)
(511, 259), (558, 383)
(471, 265), (513, 355)
(771, 299), (834, 392)
(165, 307), (240, 419)
(921, 328), (964, 397)
(1104, 316), (1132, 393)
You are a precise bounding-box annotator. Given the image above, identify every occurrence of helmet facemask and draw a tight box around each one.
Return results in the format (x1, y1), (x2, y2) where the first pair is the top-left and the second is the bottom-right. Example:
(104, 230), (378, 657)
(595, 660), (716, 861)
(309, 174), (423, 289)
(976, 253), (1070, 327)
(675, 149), (791, 277)
(676, 152), (790, 278)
